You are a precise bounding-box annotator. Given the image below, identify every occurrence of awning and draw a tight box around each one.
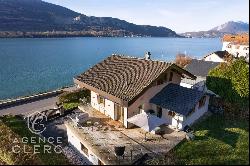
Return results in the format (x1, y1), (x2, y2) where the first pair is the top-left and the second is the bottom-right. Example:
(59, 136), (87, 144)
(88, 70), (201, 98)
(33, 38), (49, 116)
(126, 112), (168, 132)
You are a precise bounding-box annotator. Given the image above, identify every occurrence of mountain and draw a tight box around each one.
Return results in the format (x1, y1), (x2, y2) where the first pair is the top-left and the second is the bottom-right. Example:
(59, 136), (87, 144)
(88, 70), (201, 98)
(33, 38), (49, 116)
(181, 21), (249, 38)
(0, 0), (180, 37)
(210, 21), (249, 33)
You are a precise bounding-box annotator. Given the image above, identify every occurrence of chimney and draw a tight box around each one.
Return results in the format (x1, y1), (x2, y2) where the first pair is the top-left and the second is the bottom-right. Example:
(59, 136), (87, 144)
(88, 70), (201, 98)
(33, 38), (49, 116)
(145, 52), (151, 60)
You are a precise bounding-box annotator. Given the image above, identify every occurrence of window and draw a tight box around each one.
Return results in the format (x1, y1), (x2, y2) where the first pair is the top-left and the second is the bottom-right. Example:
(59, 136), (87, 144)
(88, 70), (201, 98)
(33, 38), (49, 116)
(157, 79), (163, 85)
(80, 143), (88, 156)
(97, 95), (105, 105)
(156, 106), (162, 118)
(156, 73), (168, 85)
(139, 104), (144, 113)
(169, 72), (173, 82)
(164, 73), (168, 82)
(187, 107), (195, 117)
(168, 111), (175, 117)
(199, 96), (206, 108)
(243, 47), (249, 50)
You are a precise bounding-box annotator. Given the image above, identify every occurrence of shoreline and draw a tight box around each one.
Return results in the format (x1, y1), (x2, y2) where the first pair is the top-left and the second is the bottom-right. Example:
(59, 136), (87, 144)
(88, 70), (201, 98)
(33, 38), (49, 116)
(0, 36), (185, 39)
(0, 31), (183, 39)
(0, 36), (220, 40)
(0, 85), (75, 103)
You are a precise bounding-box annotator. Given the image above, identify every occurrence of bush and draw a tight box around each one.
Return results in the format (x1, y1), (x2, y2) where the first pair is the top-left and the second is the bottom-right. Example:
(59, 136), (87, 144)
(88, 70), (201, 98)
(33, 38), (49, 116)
(58, 89), (90, 104)
(207, 58), (249, 105)
(63, 102), (79, 110)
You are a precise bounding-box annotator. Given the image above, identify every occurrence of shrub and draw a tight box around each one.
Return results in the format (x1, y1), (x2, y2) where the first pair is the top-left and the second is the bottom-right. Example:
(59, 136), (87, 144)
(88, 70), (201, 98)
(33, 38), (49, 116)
(58, 89), (90, 103)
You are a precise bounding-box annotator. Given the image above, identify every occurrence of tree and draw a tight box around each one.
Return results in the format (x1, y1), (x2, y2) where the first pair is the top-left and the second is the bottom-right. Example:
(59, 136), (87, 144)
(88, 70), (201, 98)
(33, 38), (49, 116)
(175, 53), (192, 68)
(207, 58), (249, 105)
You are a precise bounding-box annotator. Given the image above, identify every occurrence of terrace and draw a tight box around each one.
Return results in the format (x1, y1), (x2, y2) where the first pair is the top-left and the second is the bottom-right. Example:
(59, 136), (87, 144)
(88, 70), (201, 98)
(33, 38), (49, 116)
(65, 105), (186, 165)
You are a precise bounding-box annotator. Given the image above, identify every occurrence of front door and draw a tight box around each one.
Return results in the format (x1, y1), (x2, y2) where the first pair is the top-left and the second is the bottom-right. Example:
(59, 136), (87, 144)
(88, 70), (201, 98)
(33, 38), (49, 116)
(115, 103), (124, 124)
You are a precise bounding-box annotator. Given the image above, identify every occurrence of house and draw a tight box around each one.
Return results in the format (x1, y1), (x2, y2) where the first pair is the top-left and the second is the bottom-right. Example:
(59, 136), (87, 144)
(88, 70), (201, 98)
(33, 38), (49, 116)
(222, 34), (249, 61)
(203, 34), (249, 63)
(203, 51), (228, 62)
(180, 59), (220, 91)
(67, 54), (212, 164)
(73, 54), (210, 130)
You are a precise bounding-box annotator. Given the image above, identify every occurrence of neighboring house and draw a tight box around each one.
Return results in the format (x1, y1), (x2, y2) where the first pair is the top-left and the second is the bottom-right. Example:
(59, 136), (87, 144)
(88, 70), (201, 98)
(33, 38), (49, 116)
(222, 34), (249, 61)
(73, 54), (210, 130)
(203, 51), (228, 62)
(180, 59), (220, 91)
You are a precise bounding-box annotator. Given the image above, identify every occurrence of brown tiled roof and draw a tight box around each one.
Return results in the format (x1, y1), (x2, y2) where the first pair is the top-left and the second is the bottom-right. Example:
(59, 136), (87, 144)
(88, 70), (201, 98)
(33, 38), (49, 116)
(75, 55), (195, 103)
(222, 34), (249, 45)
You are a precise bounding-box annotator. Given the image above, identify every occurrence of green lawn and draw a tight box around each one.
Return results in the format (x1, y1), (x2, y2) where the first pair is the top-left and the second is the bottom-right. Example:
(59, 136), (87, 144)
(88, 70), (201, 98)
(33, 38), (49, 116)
(174, 114), (249, 165)
(146, 114), (249, 165)
(0, 115), (70, 165)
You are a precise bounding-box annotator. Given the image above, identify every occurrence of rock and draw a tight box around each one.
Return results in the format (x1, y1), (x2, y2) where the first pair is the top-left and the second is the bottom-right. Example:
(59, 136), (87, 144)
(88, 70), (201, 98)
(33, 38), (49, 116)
(186, 132), (195, 141)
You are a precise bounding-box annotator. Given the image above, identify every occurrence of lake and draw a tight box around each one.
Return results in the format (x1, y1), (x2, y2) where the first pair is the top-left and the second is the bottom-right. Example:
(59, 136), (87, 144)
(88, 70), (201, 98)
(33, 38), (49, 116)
(0, 37), (221, 100)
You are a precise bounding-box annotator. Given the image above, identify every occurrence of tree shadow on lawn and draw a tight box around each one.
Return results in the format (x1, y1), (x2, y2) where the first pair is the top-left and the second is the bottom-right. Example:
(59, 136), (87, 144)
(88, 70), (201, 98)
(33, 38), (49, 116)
(192, 114), (248, 148)
(194, 127), (239, 148)
(174, 114), (249, 165)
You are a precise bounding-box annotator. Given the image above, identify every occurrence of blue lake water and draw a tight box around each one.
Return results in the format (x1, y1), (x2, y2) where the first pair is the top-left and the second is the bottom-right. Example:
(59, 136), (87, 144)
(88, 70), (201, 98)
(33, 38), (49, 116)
(0, 37), (221, 100)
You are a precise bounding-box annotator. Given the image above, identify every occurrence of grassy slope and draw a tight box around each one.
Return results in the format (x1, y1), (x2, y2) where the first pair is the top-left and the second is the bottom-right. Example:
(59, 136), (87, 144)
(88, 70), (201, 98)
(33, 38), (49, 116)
(0, 116), (70, 165)
(0, 118), (42, 165)
(174, 114), (249, 165)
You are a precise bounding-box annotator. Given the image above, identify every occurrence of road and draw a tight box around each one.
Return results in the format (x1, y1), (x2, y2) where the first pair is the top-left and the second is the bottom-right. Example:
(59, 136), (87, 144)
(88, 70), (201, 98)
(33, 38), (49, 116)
(0, 96), (58, 116)
(0, 86), (78, 116)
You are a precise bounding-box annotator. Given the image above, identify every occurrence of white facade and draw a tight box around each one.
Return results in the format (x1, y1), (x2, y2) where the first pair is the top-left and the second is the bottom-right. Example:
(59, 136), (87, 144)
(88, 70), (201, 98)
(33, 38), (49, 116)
(204, 53), (225, 63)
(222, 41), (249, 59)
(67, 127), (99, 165)
(90, 91), (128, 127)
(182, 96), (209, 128)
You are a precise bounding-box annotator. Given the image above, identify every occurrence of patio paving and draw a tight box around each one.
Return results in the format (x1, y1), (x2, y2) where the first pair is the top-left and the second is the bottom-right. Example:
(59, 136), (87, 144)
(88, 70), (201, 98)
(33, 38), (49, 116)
(65, 105), (186, 165)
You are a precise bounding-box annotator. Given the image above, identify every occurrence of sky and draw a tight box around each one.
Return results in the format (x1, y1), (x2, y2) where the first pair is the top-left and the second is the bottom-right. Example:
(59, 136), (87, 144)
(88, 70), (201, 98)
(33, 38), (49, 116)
(44, 0), (249, 33)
